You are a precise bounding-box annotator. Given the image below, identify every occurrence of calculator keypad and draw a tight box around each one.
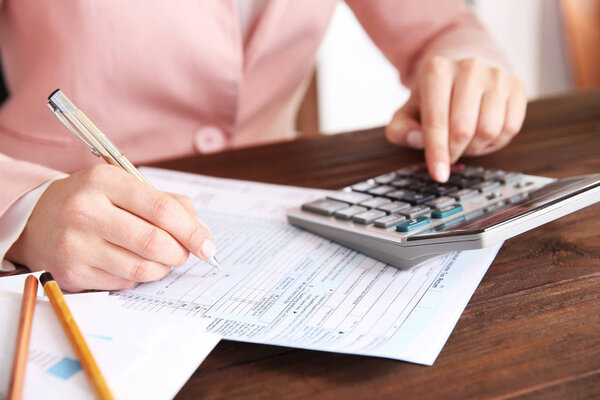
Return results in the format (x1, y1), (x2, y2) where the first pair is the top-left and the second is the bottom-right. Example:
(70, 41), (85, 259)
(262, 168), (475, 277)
(301, 164), (525, 233)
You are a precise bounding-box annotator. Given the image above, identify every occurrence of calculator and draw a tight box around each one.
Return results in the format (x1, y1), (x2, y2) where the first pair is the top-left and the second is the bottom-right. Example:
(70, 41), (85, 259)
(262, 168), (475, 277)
(287, 164), (600, 268)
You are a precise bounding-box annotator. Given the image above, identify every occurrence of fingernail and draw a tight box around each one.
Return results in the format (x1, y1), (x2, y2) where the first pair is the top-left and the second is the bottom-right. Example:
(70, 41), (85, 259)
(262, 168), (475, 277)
(201, 239), (217, 259)
(406, 130), (424, 149)
(433, 162), (450, 182)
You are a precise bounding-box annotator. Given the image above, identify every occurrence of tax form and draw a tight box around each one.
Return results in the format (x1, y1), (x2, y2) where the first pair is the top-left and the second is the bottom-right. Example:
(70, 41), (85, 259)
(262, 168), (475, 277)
(113, 168), (501, 365)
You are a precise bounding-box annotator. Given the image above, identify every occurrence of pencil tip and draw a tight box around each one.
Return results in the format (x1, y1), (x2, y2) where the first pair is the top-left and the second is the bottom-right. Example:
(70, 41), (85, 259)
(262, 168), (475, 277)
(39, 272), (54, 286)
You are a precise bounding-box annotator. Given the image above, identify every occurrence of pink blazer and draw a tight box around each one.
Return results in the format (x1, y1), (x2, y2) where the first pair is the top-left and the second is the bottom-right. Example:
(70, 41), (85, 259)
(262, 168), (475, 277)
(0, 0), (504, 216)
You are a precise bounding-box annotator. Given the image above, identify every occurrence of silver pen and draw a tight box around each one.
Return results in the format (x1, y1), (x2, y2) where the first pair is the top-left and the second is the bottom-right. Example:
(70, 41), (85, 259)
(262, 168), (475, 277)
(46, 89), (221, 270)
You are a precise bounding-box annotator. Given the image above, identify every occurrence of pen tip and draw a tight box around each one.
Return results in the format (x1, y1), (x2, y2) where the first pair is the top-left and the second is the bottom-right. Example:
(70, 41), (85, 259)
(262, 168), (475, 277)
(210, 257), (222, 270)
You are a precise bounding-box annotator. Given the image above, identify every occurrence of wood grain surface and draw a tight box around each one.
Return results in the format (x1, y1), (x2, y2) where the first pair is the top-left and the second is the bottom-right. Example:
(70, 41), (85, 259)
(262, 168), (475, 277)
(154, 89), (600, 400)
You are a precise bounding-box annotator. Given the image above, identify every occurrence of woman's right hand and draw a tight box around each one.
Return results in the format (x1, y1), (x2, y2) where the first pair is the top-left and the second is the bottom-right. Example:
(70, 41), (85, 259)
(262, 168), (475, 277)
(6, 165), (217, 292)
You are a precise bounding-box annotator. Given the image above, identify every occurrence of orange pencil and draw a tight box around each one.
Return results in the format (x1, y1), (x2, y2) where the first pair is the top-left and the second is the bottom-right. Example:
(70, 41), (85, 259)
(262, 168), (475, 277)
(8, 275), (38, 400)
(40, 272), (114, 400)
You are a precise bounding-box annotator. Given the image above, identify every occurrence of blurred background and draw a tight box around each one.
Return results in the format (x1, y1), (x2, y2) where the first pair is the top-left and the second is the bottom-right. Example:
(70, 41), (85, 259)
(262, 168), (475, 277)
(299, 0), (600, 136)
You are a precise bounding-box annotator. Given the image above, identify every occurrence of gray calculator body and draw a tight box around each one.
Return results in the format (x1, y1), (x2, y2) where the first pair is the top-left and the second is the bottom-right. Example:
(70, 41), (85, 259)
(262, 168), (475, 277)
(287, 168), (600, 269)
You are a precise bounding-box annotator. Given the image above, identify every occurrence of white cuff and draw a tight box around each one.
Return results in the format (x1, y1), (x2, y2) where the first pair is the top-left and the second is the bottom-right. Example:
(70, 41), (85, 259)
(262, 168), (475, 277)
(0, 180), (57, 271)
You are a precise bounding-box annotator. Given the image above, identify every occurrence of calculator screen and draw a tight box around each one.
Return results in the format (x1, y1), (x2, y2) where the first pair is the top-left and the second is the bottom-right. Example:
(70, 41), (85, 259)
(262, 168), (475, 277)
(407, 175), (600, 240)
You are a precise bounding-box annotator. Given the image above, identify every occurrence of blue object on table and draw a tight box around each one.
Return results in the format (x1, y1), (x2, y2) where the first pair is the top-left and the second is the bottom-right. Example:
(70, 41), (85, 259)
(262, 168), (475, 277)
(396, 216), (430, 232)
(432, 204), (463, 219)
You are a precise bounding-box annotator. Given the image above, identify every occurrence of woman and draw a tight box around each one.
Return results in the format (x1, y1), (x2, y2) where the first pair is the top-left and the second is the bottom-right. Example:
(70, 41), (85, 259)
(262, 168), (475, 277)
(0, 0), (526, 291)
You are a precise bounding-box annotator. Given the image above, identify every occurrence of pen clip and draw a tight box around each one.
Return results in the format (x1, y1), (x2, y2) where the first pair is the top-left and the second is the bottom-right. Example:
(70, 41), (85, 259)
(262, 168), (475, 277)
(46, 102), (101, 158)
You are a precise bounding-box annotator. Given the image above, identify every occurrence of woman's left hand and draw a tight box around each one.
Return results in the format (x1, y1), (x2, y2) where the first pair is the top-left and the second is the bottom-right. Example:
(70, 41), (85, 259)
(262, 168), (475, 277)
(385, 56), (527, 182)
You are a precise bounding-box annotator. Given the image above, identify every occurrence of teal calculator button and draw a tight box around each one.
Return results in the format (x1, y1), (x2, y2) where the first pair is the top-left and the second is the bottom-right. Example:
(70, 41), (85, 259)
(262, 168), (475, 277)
(432, 204), (463, 219)
(396, 216), (430, 232)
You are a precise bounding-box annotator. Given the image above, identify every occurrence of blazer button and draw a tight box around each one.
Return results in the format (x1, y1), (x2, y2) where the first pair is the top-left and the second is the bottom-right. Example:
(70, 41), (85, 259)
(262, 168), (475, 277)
(193, 126), (227, 154)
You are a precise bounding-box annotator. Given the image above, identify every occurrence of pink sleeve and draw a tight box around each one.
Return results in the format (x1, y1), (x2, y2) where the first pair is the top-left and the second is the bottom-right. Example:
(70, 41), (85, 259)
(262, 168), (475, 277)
(0, 153), (66, 217)
(345, 0), (509, 87)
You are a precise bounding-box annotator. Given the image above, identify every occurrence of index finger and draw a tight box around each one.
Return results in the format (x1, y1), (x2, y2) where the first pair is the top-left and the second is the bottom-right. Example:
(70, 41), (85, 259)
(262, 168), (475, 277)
(106, 176), (215, 260)
(419, 58), (454, 182)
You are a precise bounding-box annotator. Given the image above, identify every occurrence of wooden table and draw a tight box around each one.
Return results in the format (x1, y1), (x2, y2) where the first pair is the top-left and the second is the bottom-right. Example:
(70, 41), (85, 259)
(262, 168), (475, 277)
(154, 89), (600, 400)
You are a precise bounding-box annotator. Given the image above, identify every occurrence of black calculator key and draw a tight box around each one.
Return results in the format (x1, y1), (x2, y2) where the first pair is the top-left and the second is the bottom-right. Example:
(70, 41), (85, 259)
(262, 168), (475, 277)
(448, 176), (482, 188)
(302, 199), (349, 216)
(368, 185), (396, 196)
(390, 178), (416, 188)
(408, 181), (432, 191)
(413, 170), (432, 180)
(386, 189), (416, 200)
(427, 185), (458, 196)
(402, 192), (436, 205)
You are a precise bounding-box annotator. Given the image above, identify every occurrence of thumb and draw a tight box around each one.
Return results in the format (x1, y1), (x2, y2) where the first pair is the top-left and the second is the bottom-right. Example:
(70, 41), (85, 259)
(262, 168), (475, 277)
(385, 95), (424, 149)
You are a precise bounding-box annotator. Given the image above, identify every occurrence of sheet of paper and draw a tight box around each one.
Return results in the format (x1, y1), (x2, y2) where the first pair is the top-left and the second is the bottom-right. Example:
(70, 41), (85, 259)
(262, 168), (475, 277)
(112, 167), (501, 365)
(0, 290), (220, 400)
(0, 271), (45, 296)
(0, 271), (110, 301)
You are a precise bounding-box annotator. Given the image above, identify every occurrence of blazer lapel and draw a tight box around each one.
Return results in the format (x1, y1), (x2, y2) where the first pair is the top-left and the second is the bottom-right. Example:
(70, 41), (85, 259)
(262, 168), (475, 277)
(242, 0), (289, 71)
